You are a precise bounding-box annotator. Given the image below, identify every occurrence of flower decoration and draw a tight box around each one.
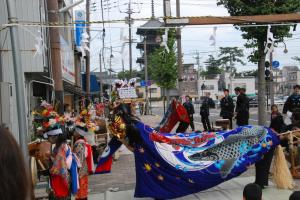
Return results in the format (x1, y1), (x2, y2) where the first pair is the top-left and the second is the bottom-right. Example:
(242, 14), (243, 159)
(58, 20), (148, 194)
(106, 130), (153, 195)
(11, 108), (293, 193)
(32, 100), (65, 134)
(75, 106), (98, 133)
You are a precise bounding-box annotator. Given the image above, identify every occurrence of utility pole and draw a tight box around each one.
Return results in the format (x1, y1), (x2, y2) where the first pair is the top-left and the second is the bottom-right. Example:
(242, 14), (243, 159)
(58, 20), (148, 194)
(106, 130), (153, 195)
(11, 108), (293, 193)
(229, 53), (233, 94)
(120, 0), (139, 78)
(85, 0), (91, 104)
(144, 37), (149, 115)
(6, 0), (29, 159)
(128, 0), (133, 78)
(194, 51), (201, 79)
(176, 0), (183, 95)
(99, 51), (103, 101)
(100, 0), (106, 76)
(109, 46), (113, 92)
(47, 0), (64, 114)
(270, 52), (274, 106)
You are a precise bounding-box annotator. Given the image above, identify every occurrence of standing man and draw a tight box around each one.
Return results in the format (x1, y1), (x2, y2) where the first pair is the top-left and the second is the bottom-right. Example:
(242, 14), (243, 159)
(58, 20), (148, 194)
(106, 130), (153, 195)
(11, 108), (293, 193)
(183, 96), (195, 131)
(200, 93), (215, 131)
(235, 87), (250, 126)
(220, 89), (235, 129)
(283, 85), (300, 116)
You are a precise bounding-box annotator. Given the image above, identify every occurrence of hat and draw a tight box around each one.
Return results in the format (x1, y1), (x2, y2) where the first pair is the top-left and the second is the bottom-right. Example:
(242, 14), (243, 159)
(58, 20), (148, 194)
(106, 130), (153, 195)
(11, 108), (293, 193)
(32, 100), (65, 138)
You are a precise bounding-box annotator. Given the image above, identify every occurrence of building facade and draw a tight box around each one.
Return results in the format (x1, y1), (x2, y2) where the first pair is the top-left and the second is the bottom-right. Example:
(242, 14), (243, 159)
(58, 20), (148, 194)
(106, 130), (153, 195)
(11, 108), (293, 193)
(198, 73), (256, 100)
(0, 0), (83, 139)
(181, 64), (198, 97)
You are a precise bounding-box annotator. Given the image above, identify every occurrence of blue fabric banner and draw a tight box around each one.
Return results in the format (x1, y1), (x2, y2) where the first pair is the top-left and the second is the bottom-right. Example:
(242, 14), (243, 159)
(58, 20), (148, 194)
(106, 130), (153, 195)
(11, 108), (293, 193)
(133, 122), (279, 199)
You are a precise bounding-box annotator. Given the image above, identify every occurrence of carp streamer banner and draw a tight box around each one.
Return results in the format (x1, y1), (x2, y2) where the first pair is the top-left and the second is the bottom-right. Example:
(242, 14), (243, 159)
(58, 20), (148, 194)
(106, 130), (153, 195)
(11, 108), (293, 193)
(133, 123), (279, 199)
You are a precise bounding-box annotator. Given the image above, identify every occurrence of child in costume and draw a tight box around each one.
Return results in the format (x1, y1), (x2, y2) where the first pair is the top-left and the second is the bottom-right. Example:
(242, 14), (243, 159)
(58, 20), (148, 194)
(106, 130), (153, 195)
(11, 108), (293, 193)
(33, 101), (79, 200)
(73, 109), (96, 200)
(73, 125), (90, 200)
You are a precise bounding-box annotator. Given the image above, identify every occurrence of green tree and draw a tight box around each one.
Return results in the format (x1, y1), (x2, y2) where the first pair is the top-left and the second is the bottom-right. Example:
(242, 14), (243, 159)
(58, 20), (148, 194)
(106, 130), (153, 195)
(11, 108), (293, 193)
(148, 29), (177, 97)
(218, 47), (245, 72)
(117, 69), (145, 80)
(216, 0), (300, 125)
(201, 55), (223, 78)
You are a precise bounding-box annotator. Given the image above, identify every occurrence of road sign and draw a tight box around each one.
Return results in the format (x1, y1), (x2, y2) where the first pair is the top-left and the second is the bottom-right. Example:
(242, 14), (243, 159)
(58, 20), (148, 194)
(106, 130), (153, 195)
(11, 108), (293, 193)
(272, 61), (280, 68)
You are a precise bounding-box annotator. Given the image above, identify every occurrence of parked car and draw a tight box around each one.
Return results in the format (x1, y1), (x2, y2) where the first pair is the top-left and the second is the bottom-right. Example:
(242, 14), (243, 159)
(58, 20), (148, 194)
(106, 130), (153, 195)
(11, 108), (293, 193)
(274, 97), (285, 105)
(249, 97), (258, 107)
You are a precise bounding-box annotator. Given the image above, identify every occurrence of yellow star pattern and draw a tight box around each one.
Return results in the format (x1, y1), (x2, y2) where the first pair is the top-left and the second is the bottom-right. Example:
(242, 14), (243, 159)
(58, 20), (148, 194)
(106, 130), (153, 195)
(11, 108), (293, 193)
(144, 163), (152, 172)
(155, 163), (160, 168)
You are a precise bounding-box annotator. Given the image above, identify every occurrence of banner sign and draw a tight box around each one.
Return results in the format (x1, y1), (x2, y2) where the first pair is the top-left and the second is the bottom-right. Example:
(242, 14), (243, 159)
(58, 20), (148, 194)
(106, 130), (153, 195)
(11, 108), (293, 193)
(118, 87), (138, 99)
(75, 10), (85, 47)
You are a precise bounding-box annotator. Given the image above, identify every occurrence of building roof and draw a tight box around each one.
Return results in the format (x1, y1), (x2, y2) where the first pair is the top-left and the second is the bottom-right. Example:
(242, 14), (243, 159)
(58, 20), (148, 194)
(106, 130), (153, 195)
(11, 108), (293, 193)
(136, 19), (164, 35)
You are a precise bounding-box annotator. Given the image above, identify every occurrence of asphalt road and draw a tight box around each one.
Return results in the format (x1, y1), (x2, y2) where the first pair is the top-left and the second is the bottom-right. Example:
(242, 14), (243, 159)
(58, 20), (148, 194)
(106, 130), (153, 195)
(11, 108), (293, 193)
(150, 105), (279, 129)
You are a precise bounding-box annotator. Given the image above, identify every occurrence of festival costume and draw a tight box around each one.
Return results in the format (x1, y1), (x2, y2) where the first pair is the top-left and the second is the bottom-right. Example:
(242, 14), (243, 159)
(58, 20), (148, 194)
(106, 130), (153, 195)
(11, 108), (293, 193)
(49, 143), (71, 199)
(32, 101), (79, 199)
(74, 139), (89, 199)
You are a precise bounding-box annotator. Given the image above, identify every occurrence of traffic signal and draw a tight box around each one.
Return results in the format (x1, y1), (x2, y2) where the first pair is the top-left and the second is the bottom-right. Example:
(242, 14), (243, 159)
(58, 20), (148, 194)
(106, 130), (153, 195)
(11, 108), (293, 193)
(265, 61), (271, 81)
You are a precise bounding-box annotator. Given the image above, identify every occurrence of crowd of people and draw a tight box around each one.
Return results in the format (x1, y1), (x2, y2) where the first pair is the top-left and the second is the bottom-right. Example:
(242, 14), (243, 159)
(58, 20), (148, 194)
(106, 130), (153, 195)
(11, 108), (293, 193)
(183, 86), (250, 132)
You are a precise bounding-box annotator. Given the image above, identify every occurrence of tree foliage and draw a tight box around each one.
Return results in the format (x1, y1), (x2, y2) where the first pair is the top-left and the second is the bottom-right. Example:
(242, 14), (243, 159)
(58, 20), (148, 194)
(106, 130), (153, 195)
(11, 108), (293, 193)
(218, 47), (245, 71)
(117, 69), (146, 80)
(148, 29), (177, 89)
(217, 0), (300, 63)
(201, 55), (224, 79)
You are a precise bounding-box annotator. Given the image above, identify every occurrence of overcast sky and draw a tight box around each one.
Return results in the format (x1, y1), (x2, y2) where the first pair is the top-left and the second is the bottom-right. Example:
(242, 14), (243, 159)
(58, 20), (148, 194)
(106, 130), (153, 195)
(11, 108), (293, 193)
(75, 0), (300, 73)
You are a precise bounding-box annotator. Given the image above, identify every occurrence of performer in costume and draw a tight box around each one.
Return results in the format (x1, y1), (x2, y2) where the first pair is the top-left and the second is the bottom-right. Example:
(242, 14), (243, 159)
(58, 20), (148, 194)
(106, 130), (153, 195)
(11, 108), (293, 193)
(32, 101), (79, 200)
(73, 125), (90, 200)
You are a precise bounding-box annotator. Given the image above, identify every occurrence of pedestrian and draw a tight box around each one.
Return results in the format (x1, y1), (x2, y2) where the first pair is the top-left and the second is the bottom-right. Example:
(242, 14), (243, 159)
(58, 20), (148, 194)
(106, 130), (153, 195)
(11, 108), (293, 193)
(270, 104), (285, 133)
(73, 126), (90, 200)
(290, 191), (300, 200)
(0, 128), (33, 200)
(243, 183), (262, 200)
(235, 87), (250, 126)
(220, 89), (235, 129)
(283, 84), (300, 116)
(200, 93), (215, 131)
(183, 96), (195, 131)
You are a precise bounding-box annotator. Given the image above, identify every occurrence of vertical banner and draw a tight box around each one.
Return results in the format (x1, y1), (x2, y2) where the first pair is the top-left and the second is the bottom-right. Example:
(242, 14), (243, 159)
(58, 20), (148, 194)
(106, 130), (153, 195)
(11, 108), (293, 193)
(75, 10), (86, 47)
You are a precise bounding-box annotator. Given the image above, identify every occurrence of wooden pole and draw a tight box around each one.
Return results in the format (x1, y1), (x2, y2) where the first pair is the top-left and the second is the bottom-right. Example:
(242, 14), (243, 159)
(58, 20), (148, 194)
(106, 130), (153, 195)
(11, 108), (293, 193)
(165, 13), (300, 26)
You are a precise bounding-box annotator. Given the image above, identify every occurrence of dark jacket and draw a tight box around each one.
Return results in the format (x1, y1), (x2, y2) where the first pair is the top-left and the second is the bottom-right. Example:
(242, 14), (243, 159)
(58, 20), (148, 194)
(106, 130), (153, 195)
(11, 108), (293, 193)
(270, 112), (285, 133)
(220, 96), (234, 118)
(200, 97), (215, 116)
(283, 93), (300, 114)
(235, 93), (249, 118)
(183, 101), (195, 115)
